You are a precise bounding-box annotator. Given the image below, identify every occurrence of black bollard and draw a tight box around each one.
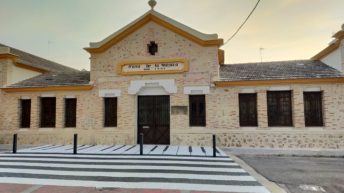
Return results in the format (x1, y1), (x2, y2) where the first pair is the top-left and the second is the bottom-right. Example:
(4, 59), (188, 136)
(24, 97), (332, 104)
(212, 134), (216, 157)
(13, 134), (17, 154)
(140, 133), (143, 155)
(73, 134), (78, 154)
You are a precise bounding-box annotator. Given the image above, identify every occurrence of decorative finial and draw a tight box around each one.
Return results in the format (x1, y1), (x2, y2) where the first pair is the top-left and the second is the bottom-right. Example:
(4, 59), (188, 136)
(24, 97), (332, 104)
(148, 0), (157, 9)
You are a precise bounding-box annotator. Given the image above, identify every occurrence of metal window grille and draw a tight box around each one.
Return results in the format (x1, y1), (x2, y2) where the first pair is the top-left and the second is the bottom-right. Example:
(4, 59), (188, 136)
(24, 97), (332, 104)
(65, 98), (77, 127)
(267, 91), (293, 126)
(104, 97), (117, 127)
(20, 99), (31, 128)
(189, 95), (206, 126)
(239, 93), (258, 127)
(40, 97), (56, 128)
(304, 92), (323, 127)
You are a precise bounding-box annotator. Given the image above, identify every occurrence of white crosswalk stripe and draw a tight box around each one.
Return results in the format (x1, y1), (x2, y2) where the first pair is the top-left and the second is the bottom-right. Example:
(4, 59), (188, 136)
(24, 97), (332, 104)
(0, 149), (271, 193)
(0, 153), (269, 193)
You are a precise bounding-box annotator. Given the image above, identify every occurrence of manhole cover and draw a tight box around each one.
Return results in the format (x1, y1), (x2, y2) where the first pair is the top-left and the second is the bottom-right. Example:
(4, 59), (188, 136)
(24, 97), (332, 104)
(299, 184), (326, 192)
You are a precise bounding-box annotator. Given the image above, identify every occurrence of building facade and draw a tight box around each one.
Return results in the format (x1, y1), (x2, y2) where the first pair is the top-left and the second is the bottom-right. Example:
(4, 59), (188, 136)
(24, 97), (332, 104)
(1, 8), (344, 149)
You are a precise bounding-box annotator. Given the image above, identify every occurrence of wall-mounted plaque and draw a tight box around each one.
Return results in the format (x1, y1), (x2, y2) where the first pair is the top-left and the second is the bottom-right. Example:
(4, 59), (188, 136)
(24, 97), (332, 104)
(171, 106), (188, 115)
(117, 58), (189, 75)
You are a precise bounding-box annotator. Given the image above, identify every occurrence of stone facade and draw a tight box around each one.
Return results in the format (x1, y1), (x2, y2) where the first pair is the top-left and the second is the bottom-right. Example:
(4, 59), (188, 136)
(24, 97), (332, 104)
(0, 58), (12, 87)
(1, 82), (344, 149)
(0, 58), (11, 134)
(1, 17), (344, 149)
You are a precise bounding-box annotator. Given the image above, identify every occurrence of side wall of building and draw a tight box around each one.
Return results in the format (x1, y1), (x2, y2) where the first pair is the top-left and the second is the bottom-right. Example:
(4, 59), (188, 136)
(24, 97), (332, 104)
(6, 64), (41, 86)
(321, 39), (344, 72)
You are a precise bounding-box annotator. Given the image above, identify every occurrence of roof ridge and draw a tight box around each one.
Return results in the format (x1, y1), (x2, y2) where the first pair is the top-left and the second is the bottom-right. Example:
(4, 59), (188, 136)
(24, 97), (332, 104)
(224, 59), (311, 66)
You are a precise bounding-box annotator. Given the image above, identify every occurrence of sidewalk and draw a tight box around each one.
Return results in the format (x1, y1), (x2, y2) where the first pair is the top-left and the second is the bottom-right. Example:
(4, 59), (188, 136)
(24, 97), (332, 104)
(0, 144), (36, 153)
(223, 148), (344, 193)
(223, 147), (344, 157)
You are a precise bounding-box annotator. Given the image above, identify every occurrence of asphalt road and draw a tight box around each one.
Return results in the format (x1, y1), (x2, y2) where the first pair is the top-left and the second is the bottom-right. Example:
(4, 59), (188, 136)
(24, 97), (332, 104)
(238, 155), (344, 193)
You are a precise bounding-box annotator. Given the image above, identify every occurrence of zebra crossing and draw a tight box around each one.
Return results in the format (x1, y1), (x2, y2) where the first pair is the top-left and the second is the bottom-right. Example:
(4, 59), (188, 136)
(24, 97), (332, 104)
(0, 145), (271, 193)
(16, 144), (228, 156)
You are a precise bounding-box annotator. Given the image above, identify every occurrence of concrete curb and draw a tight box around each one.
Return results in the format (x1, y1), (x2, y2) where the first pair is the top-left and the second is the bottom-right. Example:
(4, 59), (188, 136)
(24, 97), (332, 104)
(227, 153), (287, 193)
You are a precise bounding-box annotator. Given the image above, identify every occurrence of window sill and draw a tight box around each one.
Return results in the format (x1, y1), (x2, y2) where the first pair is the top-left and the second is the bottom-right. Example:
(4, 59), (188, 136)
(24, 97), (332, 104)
(102, 127), (117, 131)
(267, 126), (294, 127)
(38, 128), (55, 131)
(18, 128), (30, 132)
(188, 126), (208, 131)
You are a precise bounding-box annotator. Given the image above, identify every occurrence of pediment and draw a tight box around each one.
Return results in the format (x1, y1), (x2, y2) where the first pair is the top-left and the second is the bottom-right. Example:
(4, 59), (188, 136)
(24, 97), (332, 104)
(85, 10), (223, 54)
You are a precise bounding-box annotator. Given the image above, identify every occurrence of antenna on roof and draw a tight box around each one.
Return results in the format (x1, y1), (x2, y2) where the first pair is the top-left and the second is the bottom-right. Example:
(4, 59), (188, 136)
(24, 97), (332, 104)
(48, 40), (51, 58)
(148, 0), (157, 10)
(259, 47), (264, 63)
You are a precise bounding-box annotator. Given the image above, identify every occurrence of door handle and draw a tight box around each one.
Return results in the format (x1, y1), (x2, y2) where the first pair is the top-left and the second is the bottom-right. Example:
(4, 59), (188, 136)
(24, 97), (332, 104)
(142, 126), (150, 129)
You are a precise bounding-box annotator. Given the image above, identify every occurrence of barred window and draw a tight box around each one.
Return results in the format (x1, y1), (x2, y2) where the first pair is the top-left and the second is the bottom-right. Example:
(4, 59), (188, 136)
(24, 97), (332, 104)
(20, 99), (31, 128)
(189, 95), (206, 126)
(239, 93), (258, 127)
(65, 98), (77, 127)
(104, 97), (117, 127)
(40, 97), (56, 128)
(304, 92), (323, 127)
(267, 91), (293, 126)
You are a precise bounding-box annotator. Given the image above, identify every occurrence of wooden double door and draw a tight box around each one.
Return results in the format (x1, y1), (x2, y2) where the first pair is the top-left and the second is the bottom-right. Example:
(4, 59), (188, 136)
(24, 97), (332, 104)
(138, 96), (170, 144)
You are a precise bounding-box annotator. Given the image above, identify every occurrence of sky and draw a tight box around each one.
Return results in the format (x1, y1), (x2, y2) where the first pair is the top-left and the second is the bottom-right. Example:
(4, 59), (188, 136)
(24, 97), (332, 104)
(0, 0), (343, 70)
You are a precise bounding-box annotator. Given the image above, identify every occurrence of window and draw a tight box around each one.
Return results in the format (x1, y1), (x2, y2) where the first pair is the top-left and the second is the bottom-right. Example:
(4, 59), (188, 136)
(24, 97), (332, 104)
(304, 92), (323, 127)
(267, 91), (293, 126)
(65, 98), (77, 127)
(239, 93), (258, 127)
(20, 99), (31, 128)
(40, 97), (56, 128)
(147, 41), (158, 55)
(104, 97), (117, 127)
(189, 95), (206, 126)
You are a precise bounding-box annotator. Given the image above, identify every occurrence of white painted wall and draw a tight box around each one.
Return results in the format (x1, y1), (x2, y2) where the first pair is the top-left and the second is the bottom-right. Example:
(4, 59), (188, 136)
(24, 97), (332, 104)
(137, 86), (169, 96)
(6, 63), (41, 85)
(128, 79), (177, 95)
(183, 86), (210, 95)
(321, 47), (342, 71)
